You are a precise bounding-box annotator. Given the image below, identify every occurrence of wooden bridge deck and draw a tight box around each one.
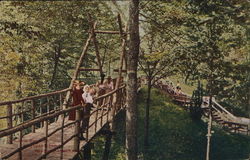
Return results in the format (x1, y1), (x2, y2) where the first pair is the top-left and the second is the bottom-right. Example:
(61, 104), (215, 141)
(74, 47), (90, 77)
(0, 105), (116, 160)
(0, 84), (126, 160)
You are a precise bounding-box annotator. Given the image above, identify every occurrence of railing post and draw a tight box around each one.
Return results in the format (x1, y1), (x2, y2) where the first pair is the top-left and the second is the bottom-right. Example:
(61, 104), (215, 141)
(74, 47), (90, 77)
(101, 103), (104, 127)
(7, 104), (13, 144)
(94, 101), (99, 133)
(86, 108), (89, 141)
(73, 108), (80, 152)
(43, 120), (48, 158)
(39, 99), (44, 128)
(107, 96), (111, 122)
(47, 97), (50, 115)
(31, 100), (35, 133)
(59, 93), (63, 110)
(21, 101), (24, 123)
(18, 130), (23, 160)
(60, 113), (65, 159)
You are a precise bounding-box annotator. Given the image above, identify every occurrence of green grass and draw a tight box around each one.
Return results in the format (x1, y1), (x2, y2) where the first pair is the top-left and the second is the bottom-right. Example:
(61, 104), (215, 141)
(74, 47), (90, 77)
(138, 88), (250, 160)
(90, 87), (250, 160)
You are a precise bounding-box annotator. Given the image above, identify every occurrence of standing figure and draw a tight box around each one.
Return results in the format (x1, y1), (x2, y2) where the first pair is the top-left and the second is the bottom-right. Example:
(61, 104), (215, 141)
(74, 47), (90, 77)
(106, 76), (114, 93)
(69, 80), (85, 121)
(82, 85), (95, 134)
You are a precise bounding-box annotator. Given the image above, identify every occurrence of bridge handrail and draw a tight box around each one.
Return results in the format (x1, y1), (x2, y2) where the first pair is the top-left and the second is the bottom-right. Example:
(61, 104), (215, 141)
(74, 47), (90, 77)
(212, 99), (236, 120)
(0, 85), (126, 160)
(94, 85), (125, 101)
(0, 104), (82, 138)
(0, 88), (70, 106)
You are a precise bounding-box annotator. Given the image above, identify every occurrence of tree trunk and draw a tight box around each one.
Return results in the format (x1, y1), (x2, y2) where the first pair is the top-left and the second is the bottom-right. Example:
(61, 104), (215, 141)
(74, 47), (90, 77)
(144, 79), (151, 148)
(50, 44), (61, 88)
(126, 0), (140, 160)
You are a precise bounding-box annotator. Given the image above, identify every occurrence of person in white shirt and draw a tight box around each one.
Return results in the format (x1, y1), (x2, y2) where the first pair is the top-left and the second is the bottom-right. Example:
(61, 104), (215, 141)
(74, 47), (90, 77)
(82, 86), (94, 104)
(81, 85), (95, 136)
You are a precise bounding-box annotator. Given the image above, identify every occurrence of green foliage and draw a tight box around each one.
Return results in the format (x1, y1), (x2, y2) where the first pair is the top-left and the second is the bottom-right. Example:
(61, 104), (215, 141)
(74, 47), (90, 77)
(0, 1), (123, 129)
(0, 1), (121, 98)
(136, 87), (250, 160)
(91, 88), (250, 160)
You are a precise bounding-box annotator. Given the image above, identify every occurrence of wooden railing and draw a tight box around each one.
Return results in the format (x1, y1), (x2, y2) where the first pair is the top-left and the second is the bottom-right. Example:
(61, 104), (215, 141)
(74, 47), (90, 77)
(0, 85), (126, 160)
(222, 121), (249, 135)
(154, 80), (250, 136)
(154, 83), (191, 104)
(0, 88), (70, 144)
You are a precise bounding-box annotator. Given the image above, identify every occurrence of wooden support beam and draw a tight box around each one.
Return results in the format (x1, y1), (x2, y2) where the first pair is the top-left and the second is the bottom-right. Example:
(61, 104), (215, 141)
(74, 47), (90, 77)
(88, 16), (104, 83)
(115, 13), (128, 90)
(79, 68), (101, 72)
(102, 126), (113, 160)
(83, 142), (92, 160)
(62, 23), (95, 110)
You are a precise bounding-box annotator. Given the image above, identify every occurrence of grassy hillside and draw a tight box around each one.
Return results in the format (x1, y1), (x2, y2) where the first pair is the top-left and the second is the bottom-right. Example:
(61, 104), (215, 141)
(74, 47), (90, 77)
(90, 87), (250, 160)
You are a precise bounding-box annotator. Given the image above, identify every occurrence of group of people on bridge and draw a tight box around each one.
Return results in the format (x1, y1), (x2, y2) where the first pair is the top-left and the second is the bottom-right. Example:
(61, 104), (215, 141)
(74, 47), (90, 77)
(156, 80), (186, 97)
(69, 76), (123, 140)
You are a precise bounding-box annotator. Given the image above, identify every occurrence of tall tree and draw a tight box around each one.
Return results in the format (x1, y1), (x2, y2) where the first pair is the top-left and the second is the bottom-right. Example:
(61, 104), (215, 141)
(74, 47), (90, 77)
(139, 33), (177, 148)
(126, 0), (140, 159)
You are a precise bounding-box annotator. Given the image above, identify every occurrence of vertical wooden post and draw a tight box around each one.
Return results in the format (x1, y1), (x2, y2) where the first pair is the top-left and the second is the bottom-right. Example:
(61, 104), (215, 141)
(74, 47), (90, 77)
(102, 125), (112, 160)
(86, 112), (89, 141)
(73, 109), (80, 152)
(94, 102), (99, 133)
(31, 100), (35, 133)
(7, 104), (13, 144)
(60, 93), (63, 110)
(60, 113), (65, 159)
(47, 97), (50, 114)
(206, 96), (213, 160)
(116, 14), (127, 90)
(88, 16), (104, 81)
(107, 96), (111, 122)
(39, 99), (44, 128)
(18, 130), (23, 160)
(43, 120), (48, 158)
(83, 143), (92, 160)
(100, 103), (104, 127)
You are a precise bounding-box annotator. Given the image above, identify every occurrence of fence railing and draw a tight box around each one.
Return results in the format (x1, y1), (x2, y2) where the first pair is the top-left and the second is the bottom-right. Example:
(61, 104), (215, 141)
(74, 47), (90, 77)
(0, 88), (70, 144)
(0, 85), (126, 160)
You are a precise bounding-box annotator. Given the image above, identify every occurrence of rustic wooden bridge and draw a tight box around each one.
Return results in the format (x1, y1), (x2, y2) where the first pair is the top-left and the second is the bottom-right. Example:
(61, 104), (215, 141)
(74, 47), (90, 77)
(154, 82), (250, 136)
(0, 85), (126, 160)
(0, 14), (130, 160)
